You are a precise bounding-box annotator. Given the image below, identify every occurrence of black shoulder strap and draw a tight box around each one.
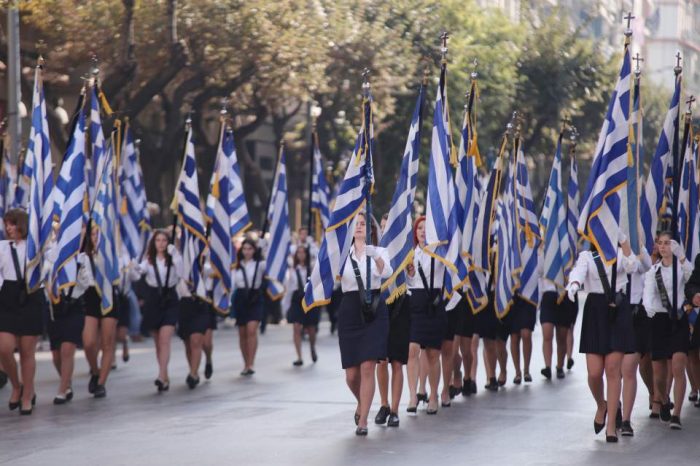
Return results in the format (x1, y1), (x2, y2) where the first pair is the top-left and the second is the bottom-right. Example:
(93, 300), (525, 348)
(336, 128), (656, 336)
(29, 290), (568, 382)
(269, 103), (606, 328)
(592, 252), (616, 305)
(417, 261), (431, 291)
(153, 259), (164, 291)
(655, 262), (675, 315)
(9, 243), (24, 282)
(349, 253), (367, 295)
(241, 263), (250, 290)
(295, 268), (304, 291)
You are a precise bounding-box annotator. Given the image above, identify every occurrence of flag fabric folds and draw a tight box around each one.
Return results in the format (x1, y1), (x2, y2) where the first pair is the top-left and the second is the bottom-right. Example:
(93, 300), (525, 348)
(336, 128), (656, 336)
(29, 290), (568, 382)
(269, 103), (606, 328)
(50, 109), (87, 302)
(379, 84), (425, 303)
(25, 63), (55, 292)
(639, 74), (681, 253)
(539, 133), (570, 298)
(567, 146), (580, 267)
(88, 86), (107, 206)
(578, 47), (632, 264)
(176, 126), (207, 300)
(678, 125), (698, 261)
(91, 147), (118, 314)
(311, 134), (330, 242)
(264, 146), (291, 300)
(119, 125), (149, 260)
(303, 97), (373, 312)
(494, 162), (518, 317)
(514, 143), (541, 306)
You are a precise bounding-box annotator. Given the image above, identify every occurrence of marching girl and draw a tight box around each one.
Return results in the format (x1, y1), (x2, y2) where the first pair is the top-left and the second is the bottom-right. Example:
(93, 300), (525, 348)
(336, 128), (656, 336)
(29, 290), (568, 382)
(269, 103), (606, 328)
(115, 246), (134, 364)
(233, 238), (266, 376)
(539, 257), (569, 381)
(0, 209), (47, 414)
(566, 235), (637, 442)
(454, 296), (475, 396)
(202, 302), (218, 380)
(406, 216), (446, 414)
(338, 211), (391, 435)
(643, 232), (692, 430)
(472, 251), (500, 392)
(506, 294), (536, 384)
(81, 224), (120, 398)
(375, 214), (411, 427)
(46, 239), (91, 405)
(136, 229), (183, 392)
(287, 245), (319, 366)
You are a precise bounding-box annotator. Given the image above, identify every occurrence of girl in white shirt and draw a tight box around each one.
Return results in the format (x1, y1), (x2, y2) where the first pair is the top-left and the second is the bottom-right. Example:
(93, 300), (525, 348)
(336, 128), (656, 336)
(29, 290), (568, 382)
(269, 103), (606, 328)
(337, 212), (392, 436)
(642, 231), (692, 429)
(137, 230), (184, 392)
(0, 209), (47, 414)
(232, 238), (266, 376)
(286, 246), (318, 366)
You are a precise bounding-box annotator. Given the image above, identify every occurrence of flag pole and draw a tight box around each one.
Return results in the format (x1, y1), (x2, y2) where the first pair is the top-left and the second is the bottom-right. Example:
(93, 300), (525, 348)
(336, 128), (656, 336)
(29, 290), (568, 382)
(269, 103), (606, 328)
(362, 68), (373, 306)
(671, 53), (683, 318)
(307, 118), (315, 237)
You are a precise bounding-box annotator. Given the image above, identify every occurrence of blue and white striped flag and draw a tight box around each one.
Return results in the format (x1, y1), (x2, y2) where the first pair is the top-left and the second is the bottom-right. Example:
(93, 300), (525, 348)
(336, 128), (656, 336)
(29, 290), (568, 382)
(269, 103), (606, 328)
(50, 108), (87, 302)
(494, 166), (518, 318)
(264, 146), (291, 300)
(639, 73), (680, 253)
(0, 142), (17, 238)
(567, 145), (580, 268)
(118, 125), (149, 259)
(539, 133), (570, 298)
(206, 126), (237, 312)
(514, 143), (540, 305)
(92, 147), (118, 314)
(678, 126), (698, 261)
(176, 125), (207, 300)
(380, 84), (425, 303)
(88, 86), (107, 206)
(14, 149), (31, 209)
(303, 97), (373, 312)
(578, 46), (632, 264)
(25, 62), (55, 291)
(311, 134), (330, 242)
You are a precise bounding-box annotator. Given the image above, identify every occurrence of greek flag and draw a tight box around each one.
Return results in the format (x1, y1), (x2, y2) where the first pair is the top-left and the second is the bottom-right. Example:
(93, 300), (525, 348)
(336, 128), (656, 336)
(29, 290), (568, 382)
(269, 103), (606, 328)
(303, 96), (373, 312)
(88, 85), (107, 206)
(539, 133), (570, 297)
(206, 126), (237, 312)
(264, 146), (291, 300)
(514, 144), (540, 305)
(678, 126), (698, 261)
(91, 148), (118, 314)
(14, 150), (31, 209)
(25, 63), (55, 291)
(639, 74), (680, 253)
(176, 126), (207, 300)
(578, 46), (632, 264)
(494, 165), (518, 318)
(0, 141), (17, 238)
(379, 84), (425, 303)
(311, 133), (330, 242)
(567, 145), (580, 265)
(118, 125), (149, 259)
(49, 108), (87, 302)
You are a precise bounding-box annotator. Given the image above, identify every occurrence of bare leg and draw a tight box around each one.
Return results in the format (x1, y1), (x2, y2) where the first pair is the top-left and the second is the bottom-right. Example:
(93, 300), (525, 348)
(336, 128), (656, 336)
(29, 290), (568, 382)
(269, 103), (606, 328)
(638, 353), (654, 407)
(18, 336), (38, 407)
(522, 329), (533, 375)
(470, 336), (479, 382)
(406, 343), (420, 408)
(51, 349), (61, 376)
(293, 323), (302, 361)
(98, 318), (117, 386)
(483, 338), (496, 381)
(0, 333), (20, 403)
(345, 366), (361, 424)
(604, 352), (623, 437)
(307, 326), (317, 360)
(82, 316), (100, 376)
(651, 359), (668, 415)
(426, 349), (440, 410)
(440, 339), (454, 403)
(357, 361), (377, 429)
(58, 342), (77, 395)
(156, 325), (175, 382)
(671, 352), (687, 418)
(496, 339), (508, 384)
(188, 333), (204, 378)
(621, 353), (639, 421)
(376, 360), (389, 407)
(245, 321), (259, 370)
(566, 326), (575, 362)
(238, 326), (248, 370)
(460, 336), (473, 383)
(586, 354), (607, 426)
(542, 323), (554, 369)
(203, 328), (214, 363)
(510, 333), (522, 378)
(390, 361), (404, 413)
(418, 349), (429, 396)
(554, 325), (567, 370)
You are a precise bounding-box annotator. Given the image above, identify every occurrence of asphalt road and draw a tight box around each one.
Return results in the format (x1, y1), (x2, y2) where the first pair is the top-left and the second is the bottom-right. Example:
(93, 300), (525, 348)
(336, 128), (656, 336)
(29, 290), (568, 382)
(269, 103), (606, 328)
(1, 318), (699, 465)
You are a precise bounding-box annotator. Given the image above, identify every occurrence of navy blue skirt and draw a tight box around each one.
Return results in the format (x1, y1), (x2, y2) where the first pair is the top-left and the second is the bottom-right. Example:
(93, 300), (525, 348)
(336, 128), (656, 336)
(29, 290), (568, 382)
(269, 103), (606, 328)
(0, 280), (45, 337)
(387, 295), (410, 364)
(48, 298), (85, 350)
(141, 286), (179, 332)
(287, 290), (320, 327)
(474, 297), (499, 340)
(579, 292), (634, 355)
(178, 297), (210, 339)
(650, 312), (690, 360)
(232, 288), (263, 326)
(338, 291), (388, 369)
(631, 305), (652, 355)
(455, 298), (475, 337)
(506, 296), (536, 331)
(409, 289), (446, 350)
(84, 286), (120, 320)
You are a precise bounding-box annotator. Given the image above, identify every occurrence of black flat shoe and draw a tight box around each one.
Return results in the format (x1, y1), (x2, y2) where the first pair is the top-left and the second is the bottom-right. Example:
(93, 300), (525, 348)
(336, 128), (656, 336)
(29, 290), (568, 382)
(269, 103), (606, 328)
(19, 405), (33, 416)
(461, 379), (472, 397)
(53, 394), (68, 405)
(485, 378), (499, 392)
(594, 408), (607, 434)
(470, 379), (477, 394)
(204, 362), (213, 380)
(155, 379), (170, 392)
(94, 385), (106, 398)
(88, 373), (99, 394)
(240, 369), (255, 377)
(354, 412), (360, 426)
(66, 388), (74, 401)
(524, 373), (532, 383)
(660, 402), (672, 422)
(567, 358), (574, 370)
(669, 415), (682, 430)
(620, 421), (634, 437)
(606, 434), (618, 443)
(375, 405), (390, 424)
(293, 360), (303, 367)
(417, 392), (428, 404)
(615, 403), (622, 429)
(311, 349), (318, 363)
(541, 367), (552, 380)
(9, 385), (24, 411)
(497, 376), (506, 387)
(688, 392), (698, 402)
(556, 367), (565, 379)
(448, 385), (460, 399)
(513, 375), (522, 385)
(186, 374), (200, 390)
(355, 426), (368, 436)
(387, 413), (399, 427)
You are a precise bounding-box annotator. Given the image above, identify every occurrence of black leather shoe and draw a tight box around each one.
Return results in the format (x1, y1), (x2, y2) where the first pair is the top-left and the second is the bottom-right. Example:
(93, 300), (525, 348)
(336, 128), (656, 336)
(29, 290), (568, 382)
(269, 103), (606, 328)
(615, 403), (622, 429)
(186, 374), (200, 389)
(8, 385), (22, 411)
(461, 379), (471, 397)
(417, 392), (428, 404)
(355, 426), (368, 436)
(541, 367), (552, 380)
(19, 405), (33, 416)
(354, 412), (360, 426)
(669, 415), (682, 430)
(88, 373), (99, 394)
(449, 385), (460, 399)
(375, 405), (390, 424)
(567, 358), (574, 370)
(311, 349), (318, 363)
(524, 373), (532, 383)
(594, 408), (607, 434)
(53, 394), (68, 405)
(204, 362), (213, 380)
(556, 367), (565, 379)
(66, 388), (74, 401)
(293, 360), (303, 367)
(660, 402), (672, 422)
(155, 379), (170, 392)
(94, 385), (106, 398)
(485, 378), (499, 392)
(387, 413), (399, 427)
(470, 380), (477, 394)
(606, 434), (618, 443)
(620, 421), (634, 437)
(513, 375), (522, 385)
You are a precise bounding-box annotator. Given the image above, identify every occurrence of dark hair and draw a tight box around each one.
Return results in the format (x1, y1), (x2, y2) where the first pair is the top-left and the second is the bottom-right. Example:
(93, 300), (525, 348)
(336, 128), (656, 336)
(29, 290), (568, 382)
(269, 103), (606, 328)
(355, 212), (378, 245)
(656, 230), (673, 241)
(146, 230), (173, 266)
(236, 238), (261, 267)
(4, 209), (28, 239)
(293, 245), (310, 269)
